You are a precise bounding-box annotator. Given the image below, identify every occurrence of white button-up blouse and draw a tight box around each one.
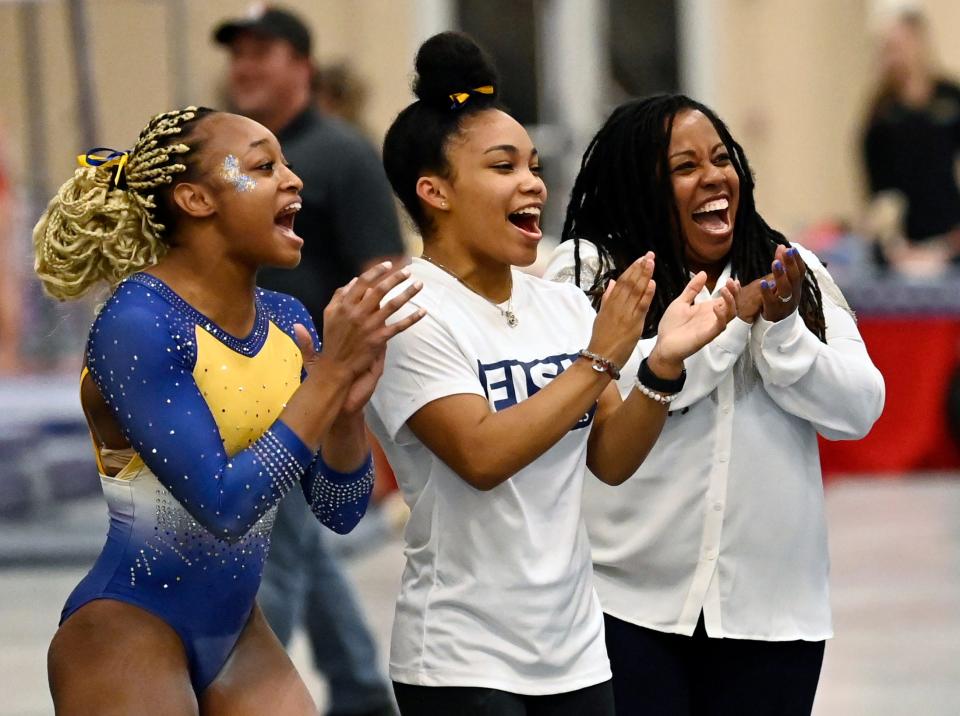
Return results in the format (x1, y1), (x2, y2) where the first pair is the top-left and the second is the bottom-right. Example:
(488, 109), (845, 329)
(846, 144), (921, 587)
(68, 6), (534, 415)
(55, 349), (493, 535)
(544, 240), (885, 641)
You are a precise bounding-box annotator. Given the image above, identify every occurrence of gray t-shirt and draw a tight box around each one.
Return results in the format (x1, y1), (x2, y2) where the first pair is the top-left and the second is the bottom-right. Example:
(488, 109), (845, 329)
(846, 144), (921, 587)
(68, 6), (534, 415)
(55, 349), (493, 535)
(257, 107), (404, 325)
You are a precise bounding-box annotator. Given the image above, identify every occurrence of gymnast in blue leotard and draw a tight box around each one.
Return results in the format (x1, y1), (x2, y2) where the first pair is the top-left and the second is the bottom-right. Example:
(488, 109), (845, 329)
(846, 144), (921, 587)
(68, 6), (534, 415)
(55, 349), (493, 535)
(65, 274), (372, 691)
(33, 107), (423, 714)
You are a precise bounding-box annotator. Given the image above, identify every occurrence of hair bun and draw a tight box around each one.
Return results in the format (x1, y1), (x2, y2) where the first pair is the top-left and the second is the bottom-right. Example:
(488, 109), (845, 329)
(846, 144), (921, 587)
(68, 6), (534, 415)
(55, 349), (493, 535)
(413, 32), (498, 106)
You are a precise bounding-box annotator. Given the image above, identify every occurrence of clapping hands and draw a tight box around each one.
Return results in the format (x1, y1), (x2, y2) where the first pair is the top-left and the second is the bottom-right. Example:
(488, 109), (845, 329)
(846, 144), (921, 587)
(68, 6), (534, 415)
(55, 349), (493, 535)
(297, 261), (426, 415)
(736, 245), (806, 324)
(650, 273), (738, 372)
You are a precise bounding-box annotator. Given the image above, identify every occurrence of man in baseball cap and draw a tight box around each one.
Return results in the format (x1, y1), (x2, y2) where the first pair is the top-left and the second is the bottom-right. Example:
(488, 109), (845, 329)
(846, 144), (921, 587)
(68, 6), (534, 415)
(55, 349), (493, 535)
(214, 5), (315, 133)
(214, 4), (311, 56)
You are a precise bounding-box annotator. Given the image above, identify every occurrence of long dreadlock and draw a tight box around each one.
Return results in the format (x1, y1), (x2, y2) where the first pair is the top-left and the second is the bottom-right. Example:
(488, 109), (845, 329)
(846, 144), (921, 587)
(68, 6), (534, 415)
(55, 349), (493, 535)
(561, 94), (826, 342)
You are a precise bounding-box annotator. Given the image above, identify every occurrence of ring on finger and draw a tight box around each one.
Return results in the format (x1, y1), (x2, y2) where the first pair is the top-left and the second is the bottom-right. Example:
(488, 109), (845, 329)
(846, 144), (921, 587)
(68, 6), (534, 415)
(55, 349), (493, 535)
(778, 293), (793, 303)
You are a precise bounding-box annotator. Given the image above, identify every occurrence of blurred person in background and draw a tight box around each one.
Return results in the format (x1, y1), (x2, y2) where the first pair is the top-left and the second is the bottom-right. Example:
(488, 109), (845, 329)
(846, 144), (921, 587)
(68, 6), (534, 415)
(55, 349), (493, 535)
(308, 59), (401, 510)
(314, 62), (370, 138)
(547, 94), (885, 715)
(32, 106), (421, 713)
(0, 134), (23, 375)
(862, 8), (960, 272)
(214, 6), (403, 716)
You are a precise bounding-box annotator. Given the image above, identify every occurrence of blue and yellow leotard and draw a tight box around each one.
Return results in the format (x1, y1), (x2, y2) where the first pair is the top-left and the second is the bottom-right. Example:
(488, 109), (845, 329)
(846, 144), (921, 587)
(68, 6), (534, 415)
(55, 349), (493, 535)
(61, 272), (373, 693)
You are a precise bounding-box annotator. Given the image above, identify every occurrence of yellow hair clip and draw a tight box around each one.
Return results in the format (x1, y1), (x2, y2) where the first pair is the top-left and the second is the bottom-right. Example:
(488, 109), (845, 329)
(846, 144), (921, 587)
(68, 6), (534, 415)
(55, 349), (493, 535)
(77, 148), (130, 188)
(449, 85), (495, 109)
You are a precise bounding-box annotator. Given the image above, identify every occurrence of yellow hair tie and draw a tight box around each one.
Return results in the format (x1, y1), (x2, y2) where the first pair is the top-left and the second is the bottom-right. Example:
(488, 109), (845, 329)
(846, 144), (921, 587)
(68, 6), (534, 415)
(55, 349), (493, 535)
(449, 85), (495, 109)
(77, 148), (130, 188)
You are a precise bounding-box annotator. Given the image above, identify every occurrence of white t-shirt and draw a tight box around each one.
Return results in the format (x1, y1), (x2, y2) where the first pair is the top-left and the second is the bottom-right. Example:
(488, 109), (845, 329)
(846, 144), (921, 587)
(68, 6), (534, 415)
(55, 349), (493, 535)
(545, 239), (885, 641)
(367, 258), (611, 694)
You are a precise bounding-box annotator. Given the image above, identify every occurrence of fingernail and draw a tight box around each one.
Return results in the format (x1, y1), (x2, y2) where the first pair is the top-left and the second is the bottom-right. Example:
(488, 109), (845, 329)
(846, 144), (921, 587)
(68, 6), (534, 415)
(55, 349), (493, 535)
(346, 277), (358, 288)
(413, 280), (423, 289)
(761, 280), (771, 290)
(400, 267), (411, 276)
(381, 260), (393, 268)
(774, 260), (783, 272)
(787, 248), (797, 257)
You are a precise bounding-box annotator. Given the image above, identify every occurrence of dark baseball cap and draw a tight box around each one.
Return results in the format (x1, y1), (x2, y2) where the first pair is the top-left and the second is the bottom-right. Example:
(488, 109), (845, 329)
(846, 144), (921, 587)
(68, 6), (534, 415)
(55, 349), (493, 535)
(214, 5), (312, 57)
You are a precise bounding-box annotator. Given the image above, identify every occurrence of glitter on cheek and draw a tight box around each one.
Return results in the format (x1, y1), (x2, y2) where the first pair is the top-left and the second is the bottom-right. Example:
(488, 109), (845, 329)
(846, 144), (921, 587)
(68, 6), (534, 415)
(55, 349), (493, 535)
(220, 154), (256, 193)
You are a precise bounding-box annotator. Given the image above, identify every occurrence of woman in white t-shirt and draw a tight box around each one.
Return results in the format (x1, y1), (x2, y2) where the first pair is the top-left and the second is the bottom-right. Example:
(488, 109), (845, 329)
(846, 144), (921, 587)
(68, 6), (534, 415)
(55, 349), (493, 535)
(545, 94), (885, 715)
(369, 35), (737, 716)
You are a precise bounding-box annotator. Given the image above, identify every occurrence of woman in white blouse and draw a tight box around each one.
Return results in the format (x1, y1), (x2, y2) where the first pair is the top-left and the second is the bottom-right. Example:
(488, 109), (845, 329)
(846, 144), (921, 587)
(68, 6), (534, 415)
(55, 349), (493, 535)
(545, 94), (885, 715)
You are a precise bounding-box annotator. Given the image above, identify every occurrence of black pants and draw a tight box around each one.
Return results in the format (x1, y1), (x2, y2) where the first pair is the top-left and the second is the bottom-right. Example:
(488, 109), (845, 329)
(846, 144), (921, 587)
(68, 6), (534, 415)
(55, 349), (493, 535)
(393, 679), (614, 716)
(603, 613), (825, 716)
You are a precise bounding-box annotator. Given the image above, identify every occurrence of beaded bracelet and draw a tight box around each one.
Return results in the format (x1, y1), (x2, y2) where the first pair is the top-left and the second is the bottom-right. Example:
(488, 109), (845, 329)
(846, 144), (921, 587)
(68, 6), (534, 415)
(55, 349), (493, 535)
(637, 356), (686, 393)
(635, 380), (679, 404)
(578, 349), (621, 380)
(634, 356), (685, 405)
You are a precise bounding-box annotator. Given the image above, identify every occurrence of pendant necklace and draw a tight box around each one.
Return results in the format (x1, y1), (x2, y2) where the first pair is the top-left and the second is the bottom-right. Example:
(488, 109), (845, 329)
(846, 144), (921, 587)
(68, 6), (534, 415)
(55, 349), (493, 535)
(419, 255), (518, 327)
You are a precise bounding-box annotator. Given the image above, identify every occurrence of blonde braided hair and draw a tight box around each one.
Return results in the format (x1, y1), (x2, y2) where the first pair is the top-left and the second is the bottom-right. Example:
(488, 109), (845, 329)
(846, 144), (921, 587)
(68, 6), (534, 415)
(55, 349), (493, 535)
(33, 106), (216, 300)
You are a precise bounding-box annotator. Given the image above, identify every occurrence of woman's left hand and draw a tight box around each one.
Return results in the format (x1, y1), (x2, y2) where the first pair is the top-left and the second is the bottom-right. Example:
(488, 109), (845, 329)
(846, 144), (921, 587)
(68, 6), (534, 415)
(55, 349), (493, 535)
(760, 245), (806, 322)
(651, 273), (738, 369)
(340, 346), (386, 416)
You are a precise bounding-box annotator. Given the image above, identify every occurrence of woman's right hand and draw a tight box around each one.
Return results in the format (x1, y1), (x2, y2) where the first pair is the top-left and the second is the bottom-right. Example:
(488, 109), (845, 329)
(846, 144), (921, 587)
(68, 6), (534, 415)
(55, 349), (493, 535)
(282, 263), (424, 453)
(587, 252), (656, 369)
(316, 261), (425, 379)
(736, 276), (769, 324)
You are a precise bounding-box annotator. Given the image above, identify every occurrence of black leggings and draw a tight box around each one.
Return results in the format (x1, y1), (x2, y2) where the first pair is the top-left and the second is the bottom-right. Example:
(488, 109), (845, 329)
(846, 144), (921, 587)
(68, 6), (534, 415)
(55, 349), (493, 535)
(393, 679), (614, 716)
(603, 613), (825, 716)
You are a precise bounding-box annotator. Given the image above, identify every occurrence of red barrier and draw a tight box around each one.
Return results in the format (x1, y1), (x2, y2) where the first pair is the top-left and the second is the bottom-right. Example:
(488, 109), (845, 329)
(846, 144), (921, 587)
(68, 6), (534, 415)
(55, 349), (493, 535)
(819, 316), (960, 474)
